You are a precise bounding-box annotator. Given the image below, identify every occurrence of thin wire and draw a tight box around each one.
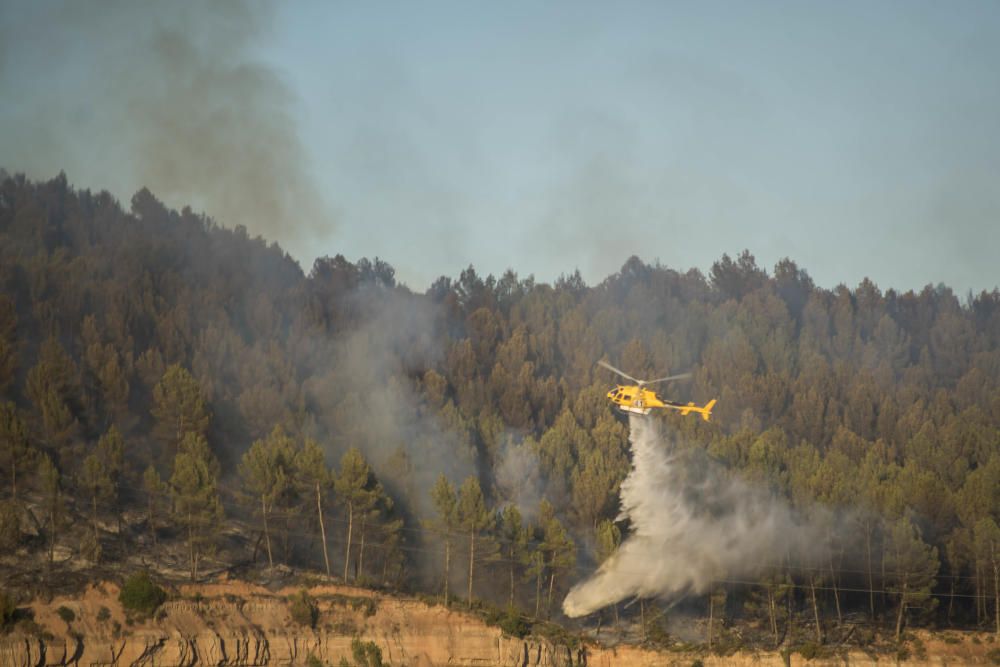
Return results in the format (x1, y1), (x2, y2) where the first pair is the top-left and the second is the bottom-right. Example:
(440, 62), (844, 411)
(17, 474), (988, 589)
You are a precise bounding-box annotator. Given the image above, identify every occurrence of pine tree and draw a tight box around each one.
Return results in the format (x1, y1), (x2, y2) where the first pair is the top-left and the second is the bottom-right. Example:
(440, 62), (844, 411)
(884, 517), (940, 641)
(296, 437), (333, 577)
(170, 433), (223, 581)
(973, 518), (1000, 637)
(143, 465), (167, 547)
(429, 474), (459, 605)
(25, 338), (80, 461)
(539, 500), (575, 618)
(152, 364), (210, 456)
(0, 402), (32, 500)
(239, 425), (299, 568)
(498, 504), (530, 609)
(334, 448), (378, 583)
(79, 450), (113, 561)
(0, 295), (16, 395)
(457, 476), (494, 607)
(37, 453), (65, 567)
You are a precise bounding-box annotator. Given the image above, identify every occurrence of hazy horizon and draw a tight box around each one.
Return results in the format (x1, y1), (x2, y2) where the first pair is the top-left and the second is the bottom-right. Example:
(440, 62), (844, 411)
(2, 1), (998, 294)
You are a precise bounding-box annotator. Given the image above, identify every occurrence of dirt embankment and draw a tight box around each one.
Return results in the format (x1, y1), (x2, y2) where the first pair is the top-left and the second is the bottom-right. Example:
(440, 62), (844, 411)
(0, 579), (996, 666)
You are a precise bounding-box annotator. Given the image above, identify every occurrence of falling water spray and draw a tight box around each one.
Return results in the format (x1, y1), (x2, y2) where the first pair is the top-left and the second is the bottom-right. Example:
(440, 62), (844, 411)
(563, 414), (823, 618)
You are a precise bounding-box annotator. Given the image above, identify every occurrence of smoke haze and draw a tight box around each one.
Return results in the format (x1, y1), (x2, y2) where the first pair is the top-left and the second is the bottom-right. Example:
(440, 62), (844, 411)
(563, 414), (824, 618)
(0, 1), (329, 257)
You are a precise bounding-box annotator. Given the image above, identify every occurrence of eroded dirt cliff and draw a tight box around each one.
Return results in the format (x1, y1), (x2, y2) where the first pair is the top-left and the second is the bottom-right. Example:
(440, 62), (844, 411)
(0, 579), (995, 666)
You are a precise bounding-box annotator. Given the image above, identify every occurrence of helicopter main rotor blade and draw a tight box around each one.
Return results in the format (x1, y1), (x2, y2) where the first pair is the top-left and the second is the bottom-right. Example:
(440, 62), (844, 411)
(645, 372), (693, 386)
(597, 360), (641, 385)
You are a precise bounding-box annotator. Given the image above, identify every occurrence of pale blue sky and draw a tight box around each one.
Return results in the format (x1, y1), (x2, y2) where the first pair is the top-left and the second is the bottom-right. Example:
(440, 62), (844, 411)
(2, 2), (998, 293)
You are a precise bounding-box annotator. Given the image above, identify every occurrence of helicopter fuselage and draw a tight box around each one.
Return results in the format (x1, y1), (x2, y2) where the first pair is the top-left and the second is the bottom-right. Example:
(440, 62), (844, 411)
(606, 384), (717, 421)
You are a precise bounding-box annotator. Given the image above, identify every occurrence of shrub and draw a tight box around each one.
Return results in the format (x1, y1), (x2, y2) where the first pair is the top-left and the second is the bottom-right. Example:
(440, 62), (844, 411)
(289, 590), (318, 628)
(483, 607), (530, 639)
(56, 606), (75, 623)
(351, 638), (383, 667)
(986, 647), (1000, 666)
(0, 590), (16, 629)
(796, 642), (819, 660)
(349, 597), (378, 617)
(97, 606), (111, 622)
(119, 571), (167, 615)
(306, 653), (323, 667)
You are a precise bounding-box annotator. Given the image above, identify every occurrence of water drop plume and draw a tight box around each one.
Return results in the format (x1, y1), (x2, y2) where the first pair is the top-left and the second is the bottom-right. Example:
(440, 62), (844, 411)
(563, 414), (822, 618)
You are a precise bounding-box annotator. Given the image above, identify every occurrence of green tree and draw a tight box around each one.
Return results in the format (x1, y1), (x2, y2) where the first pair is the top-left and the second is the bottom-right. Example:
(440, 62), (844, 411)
(0, 402), (31, 500)
(239, 425), (299, 568)
(429, 474), (459, 605)
(152, 364), (210, 456)
(457, 476), (495, 607)
(353, 477), (395, 584)
(37, 453), (66, 566)
(79, 452), (112, 561)
(571, 446), (623, 529)
(498, 504), (530, 609)
(884, 517), (939, 641)
(142, 465), (167, 547)
(170, 433), (223, 581)
(334, 447), (378, 583)
(973, 518), (1000, 637)
(80, 426), (126, 544)
(296, 437), (333, 576)
(25, 338), (80, 460)
(539, 500), (576, 618)
(0, 295), (16, 395)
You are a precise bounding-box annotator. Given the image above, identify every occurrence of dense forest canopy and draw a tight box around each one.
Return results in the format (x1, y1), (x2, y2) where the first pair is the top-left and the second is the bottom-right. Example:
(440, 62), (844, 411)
(1, 172), (999, 639)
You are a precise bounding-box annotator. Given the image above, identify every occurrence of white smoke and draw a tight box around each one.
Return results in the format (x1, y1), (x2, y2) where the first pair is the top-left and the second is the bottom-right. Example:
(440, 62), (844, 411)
(563, 415), (823, 618)
(495, 436), (544, 520)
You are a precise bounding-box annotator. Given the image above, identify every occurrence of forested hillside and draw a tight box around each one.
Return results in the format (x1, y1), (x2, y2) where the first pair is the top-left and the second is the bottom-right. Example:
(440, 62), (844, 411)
(1, 173), (999, 644)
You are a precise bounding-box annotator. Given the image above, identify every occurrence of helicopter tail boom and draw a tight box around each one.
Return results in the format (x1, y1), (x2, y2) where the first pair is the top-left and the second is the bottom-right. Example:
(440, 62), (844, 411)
(678, 399), (716, 421)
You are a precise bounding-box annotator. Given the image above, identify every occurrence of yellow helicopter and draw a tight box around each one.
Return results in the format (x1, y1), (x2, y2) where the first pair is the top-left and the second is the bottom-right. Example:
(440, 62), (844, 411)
(599, 360), (717, 421)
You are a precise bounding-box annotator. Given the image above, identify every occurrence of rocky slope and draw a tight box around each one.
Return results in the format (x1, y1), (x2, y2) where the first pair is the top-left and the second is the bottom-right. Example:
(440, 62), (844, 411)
(0, 579), (995, 666)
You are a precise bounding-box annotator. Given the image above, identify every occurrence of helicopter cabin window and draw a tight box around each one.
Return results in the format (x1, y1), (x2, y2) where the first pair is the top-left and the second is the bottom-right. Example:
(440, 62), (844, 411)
(622, 394), (632, 401)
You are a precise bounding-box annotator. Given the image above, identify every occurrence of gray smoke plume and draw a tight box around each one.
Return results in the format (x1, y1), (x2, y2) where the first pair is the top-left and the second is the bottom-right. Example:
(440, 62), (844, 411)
(563, 415), (823, 618)
(495, 436), (544, 520)
(0, 1), (329, 257)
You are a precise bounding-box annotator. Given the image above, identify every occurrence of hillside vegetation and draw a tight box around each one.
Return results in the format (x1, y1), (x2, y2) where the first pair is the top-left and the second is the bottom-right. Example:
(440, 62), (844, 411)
(0, 173), (998, 649)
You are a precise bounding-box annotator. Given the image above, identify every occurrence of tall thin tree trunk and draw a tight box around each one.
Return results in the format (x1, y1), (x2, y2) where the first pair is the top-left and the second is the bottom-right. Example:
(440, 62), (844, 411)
(262, 496), (273, 568)
(865, 522), (875, 619)
(809, 578), (822, 643)
(829, 542), (842, 626)
(343, 502), (353, 582)
(895, 581), (908, 642)
(534, 554), (542, 618)
(509, 559), (515, 609)
(148, 494), (157, 547)
(92, 493), (99, 562)
(992, 550), (999, 637)
(188, 513), (195, 581)
(316, 483), (330, 577)
(468, 530), (475, 607)
(358, 518), (367, 580)
(443, 536), (451, 606)
(947, 579), (955, 625)
(976, 562), (983, 626)
(48, 502), (55, 565)
(768, 588), (778, 644)
(707, 595), (714, 649)
(547, 571), (556, 618)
